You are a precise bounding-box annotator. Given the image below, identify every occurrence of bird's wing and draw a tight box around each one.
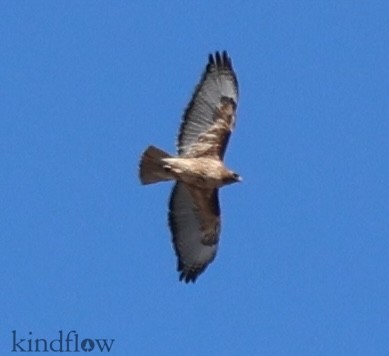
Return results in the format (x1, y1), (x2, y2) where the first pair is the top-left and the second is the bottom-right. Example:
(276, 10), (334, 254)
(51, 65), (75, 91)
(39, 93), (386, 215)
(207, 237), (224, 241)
(177, 51), (238, 160)
(169, 182), (221, 283)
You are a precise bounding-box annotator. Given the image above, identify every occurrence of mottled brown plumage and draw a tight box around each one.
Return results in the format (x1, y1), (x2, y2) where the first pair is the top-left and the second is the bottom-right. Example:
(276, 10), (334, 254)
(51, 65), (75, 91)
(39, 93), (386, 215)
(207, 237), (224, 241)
(139, 51), (240, 283)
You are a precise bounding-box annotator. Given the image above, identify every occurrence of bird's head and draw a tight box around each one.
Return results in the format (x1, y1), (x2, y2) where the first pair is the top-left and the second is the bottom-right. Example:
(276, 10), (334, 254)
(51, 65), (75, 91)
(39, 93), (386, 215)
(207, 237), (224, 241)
(223, 171), (242, 185)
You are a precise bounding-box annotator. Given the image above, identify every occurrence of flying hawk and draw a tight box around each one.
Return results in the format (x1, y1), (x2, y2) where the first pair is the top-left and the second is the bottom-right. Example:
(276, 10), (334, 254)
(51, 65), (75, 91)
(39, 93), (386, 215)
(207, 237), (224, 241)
(139, 51), (240, 283)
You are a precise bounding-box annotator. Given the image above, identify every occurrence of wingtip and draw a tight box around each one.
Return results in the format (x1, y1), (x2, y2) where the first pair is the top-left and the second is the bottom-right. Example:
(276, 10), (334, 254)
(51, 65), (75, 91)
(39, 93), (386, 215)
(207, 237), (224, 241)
(215, 51), (222, 66)
(176, 260), (202, 283)
(179, 271), (198, 284)
(208, 50), (232, 70)
(208, 53), (215, 65)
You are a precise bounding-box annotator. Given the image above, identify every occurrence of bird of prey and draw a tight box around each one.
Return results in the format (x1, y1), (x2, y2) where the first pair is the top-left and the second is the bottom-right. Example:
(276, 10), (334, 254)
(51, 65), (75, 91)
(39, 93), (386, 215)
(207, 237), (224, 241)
(139, 51), (240, 283)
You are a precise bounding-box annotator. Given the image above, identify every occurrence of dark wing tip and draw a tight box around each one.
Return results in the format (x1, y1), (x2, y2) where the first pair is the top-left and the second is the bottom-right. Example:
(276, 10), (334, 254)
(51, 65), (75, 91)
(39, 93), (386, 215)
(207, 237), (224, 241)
(179, 272), (197, 283)
(206, 51), (238, 97)
(178, 263), (208, 283)
(207, 50), (233, 72)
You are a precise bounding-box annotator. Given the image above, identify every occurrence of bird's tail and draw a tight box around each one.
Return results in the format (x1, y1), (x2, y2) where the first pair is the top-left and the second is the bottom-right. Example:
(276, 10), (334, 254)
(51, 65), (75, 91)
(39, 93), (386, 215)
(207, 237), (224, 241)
(139, 145), (173, 185)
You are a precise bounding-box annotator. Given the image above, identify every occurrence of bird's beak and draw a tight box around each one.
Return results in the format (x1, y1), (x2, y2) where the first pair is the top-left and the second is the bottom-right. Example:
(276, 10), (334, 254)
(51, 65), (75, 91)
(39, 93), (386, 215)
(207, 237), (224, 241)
(237, 175), (243, 182)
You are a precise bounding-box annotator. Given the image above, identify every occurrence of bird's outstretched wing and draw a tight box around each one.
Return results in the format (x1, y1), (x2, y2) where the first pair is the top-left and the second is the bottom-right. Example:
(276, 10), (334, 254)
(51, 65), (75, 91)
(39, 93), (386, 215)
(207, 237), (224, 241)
(177, 51), (238, 160)
(168, 182), (221, 283)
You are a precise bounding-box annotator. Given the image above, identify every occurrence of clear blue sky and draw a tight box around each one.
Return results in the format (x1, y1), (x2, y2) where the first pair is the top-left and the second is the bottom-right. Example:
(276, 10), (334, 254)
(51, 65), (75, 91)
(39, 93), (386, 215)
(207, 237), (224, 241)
(1, 1), (388, 355)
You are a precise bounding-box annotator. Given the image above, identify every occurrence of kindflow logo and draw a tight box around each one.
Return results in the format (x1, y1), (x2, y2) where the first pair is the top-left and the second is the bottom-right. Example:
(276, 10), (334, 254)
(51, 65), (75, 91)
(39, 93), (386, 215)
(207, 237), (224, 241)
(11, 330), (115, 353)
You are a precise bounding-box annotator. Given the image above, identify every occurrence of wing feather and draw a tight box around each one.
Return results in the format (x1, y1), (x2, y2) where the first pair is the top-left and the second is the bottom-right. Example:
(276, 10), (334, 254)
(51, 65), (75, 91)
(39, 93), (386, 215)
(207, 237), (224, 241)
(177, 51), (238, 159)
(168, 182), (221, 283)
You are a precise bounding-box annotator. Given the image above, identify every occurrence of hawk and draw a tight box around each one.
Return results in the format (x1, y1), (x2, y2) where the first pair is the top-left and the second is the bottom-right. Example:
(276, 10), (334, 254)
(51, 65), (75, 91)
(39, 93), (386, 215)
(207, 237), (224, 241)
(139, 51), (240, 283)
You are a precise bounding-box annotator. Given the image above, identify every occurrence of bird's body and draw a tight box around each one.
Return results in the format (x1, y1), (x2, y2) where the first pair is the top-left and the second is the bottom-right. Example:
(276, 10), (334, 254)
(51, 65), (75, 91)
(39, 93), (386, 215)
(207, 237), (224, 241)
(139, 51), (240, 283)
(162, 156), (237, 189)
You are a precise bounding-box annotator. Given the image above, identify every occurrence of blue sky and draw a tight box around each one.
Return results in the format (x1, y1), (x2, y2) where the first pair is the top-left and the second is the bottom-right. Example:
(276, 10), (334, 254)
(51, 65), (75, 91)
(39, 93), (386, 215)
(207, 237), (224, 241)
(1, 1), (388, 355)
